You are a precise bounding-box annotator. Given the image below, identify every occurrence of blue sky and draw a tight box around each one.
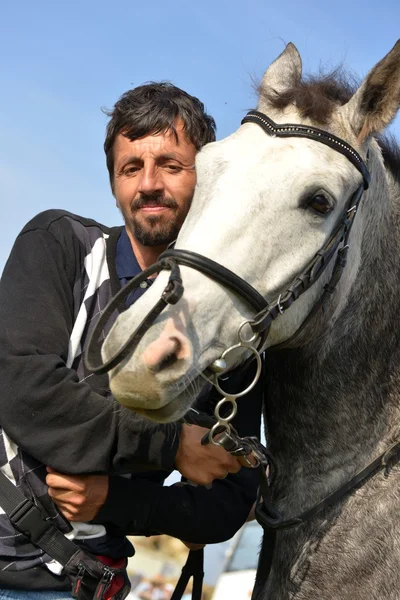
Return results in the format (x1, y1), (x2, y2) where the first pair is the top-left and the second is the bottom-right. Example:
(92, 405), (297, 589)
(1, 0), (399, 270)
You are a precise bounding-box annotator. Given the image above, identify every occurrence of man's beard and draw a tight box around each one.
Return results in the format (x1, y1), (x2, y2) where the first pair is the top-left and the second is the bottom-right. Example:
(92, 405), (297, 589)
(130, 215), (181, 246)
(124, 195), (184, 247)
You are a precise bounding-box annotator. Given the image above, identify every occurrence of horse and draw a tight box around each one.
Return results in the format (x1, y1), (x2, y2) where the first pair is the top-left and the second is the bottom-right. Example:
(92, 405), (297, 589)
(96, 42), (400, 598)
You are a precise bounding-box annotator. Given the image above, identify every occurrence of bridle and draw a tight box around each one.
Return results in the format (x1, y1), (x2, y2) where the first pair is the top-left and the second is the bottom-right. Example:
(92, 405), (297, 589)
(85, 111), (400, 532)
(86, 111), (370, 376)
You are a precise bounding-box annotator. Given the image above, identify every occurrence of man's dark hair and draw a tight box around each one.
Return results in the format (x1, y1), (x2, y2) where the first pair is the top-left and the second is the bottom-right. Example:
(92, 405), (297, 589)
(104, 82), (217, 187)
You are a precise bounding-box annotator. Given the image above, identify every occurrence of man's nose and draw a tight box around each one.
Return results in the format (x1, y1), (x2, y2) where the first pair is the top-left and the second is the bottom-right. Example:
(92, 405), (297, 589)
(138, 165), (164, 195)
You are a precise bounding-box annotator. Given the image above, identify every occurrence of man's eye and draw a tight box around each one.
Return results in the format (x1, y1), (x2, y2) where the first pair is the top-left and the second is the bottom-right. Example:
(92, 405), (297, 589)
(164, 165), (182, 173)
(123, 166), (140, 176)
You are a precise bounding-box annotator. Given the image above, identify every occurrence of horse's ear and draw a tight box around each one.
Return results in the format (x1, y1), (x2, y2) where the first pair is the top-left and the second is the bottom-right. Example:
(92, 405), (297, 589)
(340, 39), (400, 142)
(258, 42), (302, 108)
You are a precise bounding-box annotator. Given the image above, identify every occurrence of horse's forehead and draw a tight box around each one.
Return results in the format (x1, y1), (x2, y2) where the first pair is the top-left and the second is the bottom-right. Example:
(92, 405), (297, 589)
(201, 121), (355, 191)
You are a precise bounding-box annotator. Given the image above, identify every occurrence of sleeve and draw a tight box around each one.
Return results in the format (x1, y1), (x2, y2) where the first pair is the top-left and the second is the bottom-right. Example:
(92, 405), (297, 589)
(0, 228), (180, 474)
(93, 468), (259, 544)
(94, 371), (263, 543)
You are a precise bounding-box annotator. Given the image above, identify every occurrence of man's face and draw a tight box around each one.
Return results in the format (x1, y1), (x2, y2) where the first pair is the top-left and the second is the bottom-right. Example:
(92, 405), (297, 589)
(113, 120), (197, 247)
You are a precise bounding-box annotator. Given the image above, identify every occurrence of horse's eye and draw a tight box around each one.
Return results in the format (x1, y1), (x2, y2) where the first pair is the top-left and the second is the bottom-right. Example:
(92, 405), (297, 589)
(308, 194), (333, 215)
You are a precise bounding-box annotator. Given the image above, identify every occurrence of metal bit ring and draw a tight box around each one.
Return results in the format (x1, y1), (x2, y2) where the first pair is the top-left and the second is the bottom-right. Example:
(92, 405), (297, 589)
(212, 343), (262, 398)
(209, 421), (232, 446)
(238, 320), (259, 344)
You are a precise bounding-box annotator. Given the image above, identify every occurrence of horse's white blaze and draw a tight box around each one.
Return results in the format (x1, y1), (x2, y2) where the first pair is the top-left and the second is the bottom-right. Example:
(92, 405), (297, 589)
(103, 116), (363, 419)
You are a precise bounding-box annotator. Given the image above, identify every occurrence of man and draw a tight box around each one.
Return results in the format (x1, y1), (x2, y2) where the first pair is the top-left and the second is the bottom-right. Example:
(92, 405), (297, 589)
(0, 83), (261, 597)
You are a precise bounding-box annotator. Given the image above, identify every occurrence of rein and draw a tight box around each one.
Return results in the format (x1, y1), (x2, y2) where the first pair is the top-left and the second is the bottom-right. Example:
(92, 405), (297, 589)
(83, 112), (400, 538)
(255, 436), (400, 530)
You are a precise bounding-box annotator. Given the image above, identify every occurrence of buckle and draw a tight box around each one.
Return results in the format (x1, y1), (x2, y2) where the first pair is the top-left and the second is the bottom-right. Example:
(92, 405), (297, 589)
(10, 498), (52, 543)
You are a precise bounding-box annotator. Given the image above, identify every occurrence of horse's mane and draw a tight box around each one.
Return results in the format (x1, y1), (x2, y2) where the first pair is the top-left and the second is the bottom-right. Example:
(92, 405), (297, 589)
(259, 68), (400, 184)
(378, 134), (400, 185)
(259, 67), (357, 124)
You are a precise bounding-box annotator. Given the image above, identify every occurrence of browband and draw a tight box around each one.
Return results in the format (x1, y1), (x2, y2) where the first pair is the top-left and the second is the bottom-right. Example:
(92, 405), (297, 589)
(241, 110), (370, 190)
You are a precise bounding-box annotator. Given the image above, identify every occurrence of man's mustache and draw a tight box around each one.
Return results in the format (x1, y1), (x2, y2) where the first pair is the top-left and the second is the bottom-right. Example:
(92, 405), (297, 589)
(131, 195), (178, 211)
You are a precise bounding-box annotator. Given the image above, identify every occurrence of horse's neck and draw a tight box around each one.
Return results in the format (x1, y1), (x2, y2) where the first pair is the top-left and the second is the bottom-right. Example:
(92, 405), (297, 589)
(265, 142), (400, 511)
(259, 149), (400, 600)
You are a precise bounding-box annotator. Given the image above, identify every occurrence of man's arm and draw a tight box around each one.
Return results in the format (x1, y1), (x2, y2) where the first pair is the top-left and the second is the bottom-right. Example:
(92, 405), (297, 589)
(99, 471), (259, 544)
(0, 224), (179, 474)
(46, 372), (263, 542)
(99, 364), (263, 542)
(0, 220), (243, 482)
(47, 468), (259, 545)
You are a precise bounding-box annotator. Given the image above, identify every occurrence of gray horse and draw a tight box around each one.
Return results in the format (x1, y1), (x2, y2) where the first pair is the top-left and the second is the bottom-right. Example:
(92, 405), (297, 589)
(101, 42), (400, 599)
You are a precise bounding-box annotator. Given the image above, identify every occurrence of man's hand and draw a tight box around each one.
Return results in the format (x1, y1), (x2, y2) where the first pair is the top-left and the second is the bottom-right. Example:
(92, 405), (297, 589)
(175, 424), (244, 486)
(46, 467), (109, 522)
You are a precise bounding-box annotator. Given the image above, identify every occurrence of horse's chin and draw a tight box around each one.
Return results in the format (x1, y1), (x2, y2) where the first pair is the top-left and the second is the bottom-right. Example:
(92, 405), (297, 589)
(114, 376), (204, 423)
(131, 397), (187, 423)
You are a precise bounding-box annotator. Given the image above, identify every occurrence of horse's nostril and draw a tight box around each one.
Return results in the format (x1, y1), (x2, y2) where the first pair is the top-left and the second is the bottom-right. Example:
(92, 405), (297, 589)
(142, 327), (191, 374)
(149, 336), (183, 373)
(152, 350), (179, 373)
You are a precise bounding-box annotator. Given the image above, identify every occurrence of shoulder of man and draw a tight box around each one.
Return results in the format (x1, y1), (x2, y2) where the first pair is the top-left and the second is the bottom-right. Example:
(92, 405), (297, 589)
(20, 209), (113, 237)
(16, 209), (122, 267)
(5, 209), (123, 288)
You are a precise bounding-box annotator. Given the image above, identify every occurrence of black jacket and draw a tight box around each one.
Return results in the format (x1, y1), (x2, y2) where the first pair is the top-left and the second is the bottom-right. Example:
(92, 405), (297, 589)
(0, 210), (261, 590)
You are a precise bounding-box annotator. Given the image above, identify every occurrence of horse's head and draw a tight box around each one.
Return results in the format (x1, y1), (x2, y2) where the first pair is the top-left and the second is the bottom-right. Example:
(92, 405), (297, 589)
(101, 41), (400, 422)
